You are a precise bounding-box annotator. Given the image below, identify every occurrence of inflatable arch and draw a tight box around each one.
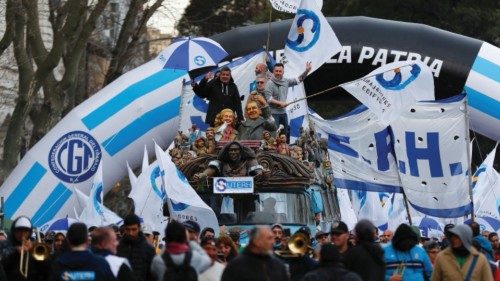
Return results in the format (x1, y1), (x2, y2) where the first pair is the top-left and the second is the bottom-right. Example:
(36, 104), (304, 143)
(212, 16), (500, 141)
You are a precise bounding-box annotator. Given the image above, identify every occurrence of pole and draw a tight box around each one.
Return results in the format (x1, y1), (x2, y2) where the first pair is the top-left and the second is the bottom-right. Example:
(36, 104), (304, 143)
(464, 98), (475, 222)
(265, 5), (272, 54)
(402, 191), (413, 225)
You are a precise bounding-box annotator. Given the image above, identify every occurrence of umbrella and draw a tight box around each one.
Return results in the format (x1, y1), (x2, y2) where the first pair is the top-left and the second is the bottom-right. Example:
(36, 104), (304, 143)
(39, 217), (79, 234)
(160, 36), (228, 77)
(464, 217), (500, 232)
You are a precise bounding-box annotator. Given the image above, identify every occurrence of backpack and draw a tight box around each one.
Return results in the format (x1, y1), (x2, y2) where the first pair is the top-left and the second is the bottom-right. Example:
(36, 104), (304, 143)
(162, 250), (198, 281)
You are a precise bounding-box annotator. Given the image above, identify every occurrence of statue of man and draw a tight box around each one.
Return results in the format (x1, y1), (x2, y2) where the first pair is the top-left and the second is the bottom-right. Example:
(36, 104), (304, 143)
(194, 141), (263, 180)
(237, 100), (277, 140)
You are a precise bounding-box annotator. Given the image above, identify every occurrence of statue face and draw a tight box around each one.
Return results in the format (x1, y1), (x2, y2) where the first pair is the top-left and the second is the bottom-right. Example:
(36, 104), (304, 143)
(221, 110), (235, 124)
(246, 102), (261, 120)
(263, 131), (270, 139)
(206, 129), (214, 139)
(279, 134), (286, 143)
(228, 144), (241, 163)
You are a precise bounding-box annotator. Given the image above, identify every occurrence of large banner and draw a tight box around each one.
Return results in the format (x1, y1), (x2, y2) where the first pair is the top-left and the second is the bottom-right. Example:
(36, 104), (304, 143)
(472, 145), (500, 220)
(0, 45), (187, 226)
(391, 95), (472, 218)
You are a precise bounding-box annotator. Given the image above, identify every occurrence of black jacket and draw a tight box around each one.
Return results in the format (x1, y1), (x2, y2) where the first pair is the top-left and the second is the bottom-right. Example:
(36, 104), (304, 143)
(343, 243), (385, 281)
(117, 234), (155, 281)
(92, 248), (137, 281)
(51, 250), (114, 281)
(193, 76), (243, 126)
(301, 264), (363, 281)
(221, 247), (289, 281)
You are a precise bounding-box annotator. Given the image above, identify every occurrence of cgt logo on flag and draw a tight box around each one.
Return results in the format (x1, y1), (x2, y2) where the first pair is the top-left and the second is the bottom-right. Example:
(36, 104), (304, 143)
(286, 9), (320, 52)
(194, 55), (206, 66)
(376, 64), (421, 90)
(48, 131), (101, 183)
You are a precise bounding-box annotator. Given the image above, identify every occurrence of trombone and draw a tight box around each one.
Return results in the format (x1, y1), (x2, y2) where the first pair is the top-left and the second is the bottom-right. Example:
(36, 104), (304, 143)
(275, 232), (313, 258)
(31, 228), (50, 261)
(19, 237), (29, 278)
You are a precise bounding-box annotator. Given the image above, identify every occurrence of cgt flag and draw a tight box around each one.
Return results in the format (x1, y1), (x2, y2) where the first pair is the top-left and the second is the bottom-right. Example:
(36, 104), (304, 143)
(473, 144), (500, 220)
(283, 0), (341, 78)
(341, 61), (435, 126)
(154, 142), (219, 234)
(268, 0), (323, 13)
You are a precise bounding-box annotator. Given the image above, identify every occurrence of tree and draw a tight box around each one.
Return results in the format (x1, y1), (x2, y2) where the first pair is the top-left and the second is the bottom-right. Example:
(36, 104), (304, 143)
(0, 0), (169, 182)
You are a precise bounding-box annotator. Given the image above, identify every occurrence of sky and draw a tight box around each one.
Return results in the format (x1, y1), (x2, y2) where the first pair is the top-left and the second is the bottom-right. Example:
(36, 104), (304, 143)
(148, 0), (190, 35)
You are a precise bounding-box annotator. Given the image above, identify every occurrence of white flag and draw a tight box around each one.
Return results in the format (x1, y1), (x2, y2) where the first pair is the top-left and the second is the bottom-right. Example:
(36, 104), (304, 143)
(269, 0), (323, 13)
(76, 163), (122, 226)
(473, 144), (500, 220)
(286, 84), (309, 143)
(128, 147), (166, 233)
(154, 143), (219, 234)
(341, 61), (435, 125)
(283, 0), (341, 78)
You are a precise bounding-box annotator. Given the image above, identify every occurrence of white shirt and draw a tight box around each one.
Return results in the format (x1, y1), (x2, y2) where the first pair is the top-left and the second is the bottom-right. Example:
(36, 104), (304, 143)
(198, 261), (225, 281)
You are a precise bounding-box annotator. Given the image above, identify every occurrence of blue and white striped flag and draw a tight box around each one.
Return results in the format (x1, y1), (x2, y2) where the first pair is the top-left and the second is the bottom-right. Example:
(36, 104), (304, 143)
(0, 44), (188, 226)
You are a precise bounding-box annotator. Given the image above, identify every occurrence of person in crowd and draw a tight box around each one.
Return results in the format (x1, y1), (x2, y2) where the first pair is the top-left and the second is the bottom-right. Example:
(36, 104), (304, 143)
(51, 232), (67, 258)
(200, 227), (216, 240)
(423, 240), (441, 266)
(315, 231), (331, 249)
(271, 223), (286, 251)
(431, 224), (493, 281)
(344, 219), (385, 281)
(110, 224), (122, 240)
(282, 227), (318, 281)
(228, 228), (243, 253)
(302, 244), (363, 281)
(183, 220), (201, 243)
(380, 230), (394, 245)
(221, 226), (289, 281)
(0, 231), (7, 241)
(488, 232), (500, 261)
(384, 224), (433, 281)
(0, 216), (50, 281)
(199, 237), (225, 281)
(254, 62), (271, 79)
(440, 223), (455, 249)
(91, 226), (136, 281)
(117, 214), (156, 281)
(330, 221), (351, 256)
(263, 62), (311, 140)
(483, 230), (491, 239)
(142, 224), (154, 246)
(468, 221), (494, 261)
(216, 235), (238, 263)
(193, 66), (243, 127)
(247, 74), (268, 108)
(237, 100), (277, 141)
(52, 222), (114, 281)
(150, 220), (211, 281)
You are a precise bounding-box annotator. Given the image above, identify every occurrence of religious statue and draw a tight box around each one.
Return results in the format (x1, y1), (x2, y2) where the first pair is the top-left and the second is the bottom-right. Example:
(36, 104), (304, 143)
(205, 127), (217, 154)
(214, 108), (238, 141)
(276, 133), (289, 156)
(193, 141), (263, 180)
(193, 137), (209, 156)
(260, 130), (277, 151)
(188, 124), (201, 147)
(289, 145), (303, 161)
(237, 101), (277, 140)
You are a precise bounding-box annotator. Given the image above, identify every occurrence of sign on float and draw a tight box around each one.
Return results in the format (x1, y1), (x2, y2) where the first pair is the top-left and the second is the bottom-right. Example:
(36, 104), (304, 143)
(213, 177), (254, 194)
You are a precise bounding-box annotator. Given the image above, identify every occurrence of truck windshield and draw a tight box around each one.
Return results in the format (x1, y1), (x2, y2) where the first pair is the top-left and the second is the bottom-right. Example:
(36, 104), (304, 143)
(200, 192), (312, 225)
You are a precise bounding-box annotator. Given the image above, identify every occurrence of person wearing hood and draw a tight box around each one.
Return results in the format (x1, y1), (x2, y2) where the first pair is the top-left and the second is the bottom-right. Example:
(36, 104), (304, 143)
(383, 224), (433, 281)
(344, 219), (385, 281)
(263, 62), (311, 141)
(51, 222), (114, 281)
(150, 220), (211, 281)
(468, 221), (494, 261)
(117, 214), (156, 281)
(0, 216), (50, 281)
(431, 224), (493, 281)
(193, 66), (244, 127)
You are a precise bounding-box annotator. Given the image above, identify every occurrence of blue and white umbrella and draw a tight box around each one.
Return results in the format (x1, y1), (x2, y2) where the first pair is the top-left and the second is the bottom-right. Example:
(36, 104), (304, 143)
(161, 36), (228, 72)
(39, 217), (79, 234)
(464, 216), (500, 232)
(413, 216), (443, 238)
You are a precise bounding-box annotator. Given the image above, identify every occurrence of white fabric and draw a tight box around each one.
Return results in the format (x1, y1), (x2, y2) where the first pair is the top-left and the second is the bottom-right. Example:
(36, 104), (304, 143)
(268, 0), (323, 13)
(473, 145), (500, 219)
(105, 255), (130, 277)
(198, 262), (225, 281)
(341, 61), (435, 126)
(283, 0), (341, 78)
(155, 142), (219, 234)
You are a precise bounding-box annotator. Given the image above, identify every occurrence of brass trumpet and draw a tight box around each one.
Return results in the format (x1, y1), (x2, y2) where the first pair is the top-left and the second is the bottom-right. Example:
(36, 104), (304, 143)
(275, 232), (313, 258)
(31, 228), (50, 261)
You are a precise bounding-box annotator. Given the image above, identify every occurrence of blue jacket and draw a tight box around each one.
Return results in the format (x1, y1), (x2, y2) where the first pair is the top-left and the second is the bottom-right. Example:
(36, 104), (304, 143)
(474, 235), (494, 261)
(51, 250), (114, 281)
(384, 244), (433, 281)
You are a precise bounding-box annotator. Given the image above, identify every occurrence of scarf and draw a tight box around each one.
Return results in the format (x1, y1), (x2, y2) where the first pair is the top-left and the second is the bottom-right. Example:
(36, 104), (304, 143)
(166, 242), (189, 254)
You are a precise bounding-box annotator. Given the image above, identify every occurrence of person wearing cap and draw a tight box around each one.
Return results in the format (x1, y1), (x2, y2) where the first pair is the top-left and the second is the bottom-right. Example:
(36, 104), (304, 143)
(51, 232), (67, 259)
(281, 227), (318, 281)
(141, 224), (154, 246)
(150, 220), (211, 281)
(0, 215), (50, 281)
(117, 214), (155, 281)
(314, 231), (331, 258)
(52, 222), (114, 281)
(91, 226), (136, 281)
(344, 219), (385, 281)
(221, 226), (288, 281)
(271, 223), (286, 251)
(302, 244), (362, 281)
(183, 220), (201, 243)
(383, 224), (433, 281)
(431, 224), (493, 281)
(200, 227), (215, 240)
(331, 221), (351, 256)
(199, 237), (225, 281)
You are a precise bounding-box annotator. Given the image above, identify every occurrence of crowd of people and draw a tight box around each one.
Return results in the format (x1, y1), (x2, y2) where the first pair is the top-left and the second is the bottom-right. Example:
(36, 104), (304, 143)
(0, 213), (498, 281)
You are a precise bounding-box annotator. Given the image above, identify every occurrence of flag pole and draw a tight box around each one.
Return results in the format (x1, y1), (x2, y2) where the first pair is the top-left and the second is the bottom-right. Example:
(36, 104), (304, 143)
(265, 4), (272, 54)
(464, 96), (475, 222)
